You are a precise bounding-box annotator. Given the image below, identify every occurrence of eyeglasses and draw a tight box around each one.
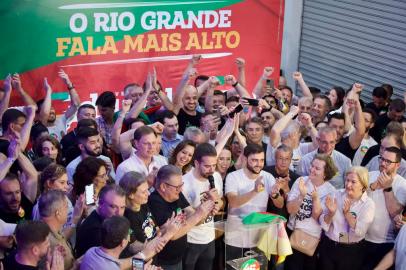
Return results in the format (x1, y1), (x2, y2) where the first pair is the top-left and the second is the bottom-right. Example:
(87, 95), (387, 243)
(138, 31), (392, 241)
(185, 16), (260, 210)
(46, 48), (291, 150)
(164, 182), (184, 191)
(378, 156), (399, 165)
(96, 173), (108, 179)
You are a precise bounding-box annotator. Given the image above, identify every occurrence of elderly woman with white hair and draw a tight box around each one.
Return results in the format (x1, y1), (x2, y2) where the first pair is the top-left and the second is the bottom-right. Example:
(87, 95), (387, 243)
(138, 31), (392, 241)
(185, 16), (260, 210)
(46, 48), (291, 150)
(318, 166), (375, 270)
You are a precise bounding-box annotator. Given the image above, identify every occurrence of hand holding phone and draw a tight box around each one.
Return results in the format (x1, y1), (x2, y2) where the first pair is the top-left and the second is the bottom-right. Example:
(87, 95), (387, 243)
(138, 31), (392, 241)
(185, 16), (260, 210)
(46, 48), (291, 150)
(132, 258), (145, 270)
(85, 184), (95, 205)
(228, 104), (243, 118)
(242, 97), (259, 107)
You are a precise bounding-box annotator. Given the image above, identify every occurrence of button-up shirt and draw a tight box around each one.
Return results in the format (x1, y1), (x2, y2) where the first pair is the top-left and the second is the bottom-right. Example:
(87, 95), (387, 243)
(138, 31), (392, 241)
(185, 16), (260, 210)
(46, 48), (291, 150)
(161, 133), (183, 158)
(116, 152), (168, 183)
(320, 190), (375, 243)
(96, 116), (114, 145)
(297, 149), (351, 189)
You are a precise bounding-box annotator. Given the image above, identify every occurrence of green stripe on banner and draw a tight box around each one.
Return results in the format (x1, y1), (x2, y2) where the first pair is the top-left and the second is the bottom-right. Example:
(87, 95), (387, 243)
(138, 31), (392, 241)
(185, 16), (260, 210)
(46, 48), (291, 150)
(51, 92), (69, 100)
(216, 76), (225, 85)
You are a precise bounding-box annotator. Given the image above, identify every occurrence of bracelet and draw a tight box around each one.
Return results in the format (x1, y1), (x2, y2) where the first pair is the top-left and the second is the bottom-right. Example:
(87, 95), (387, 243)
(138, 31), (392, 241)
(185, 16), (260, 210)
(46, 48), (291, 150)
(67, 84), (74, 90)
(232, 81), (239, 87)
(136, 251), (146, 260)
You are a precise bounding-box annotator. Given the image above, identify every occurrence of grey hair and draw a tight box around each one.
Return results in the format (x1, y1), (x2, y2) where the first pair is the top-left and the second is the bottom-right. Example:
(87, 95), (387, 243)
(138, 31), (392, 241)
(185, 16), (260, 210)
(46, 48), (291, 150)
(155, 165), (182, 189)
(280, 121), (300, 141)
(318, 126), (337, 138)
(275, 144), (293, 158)
(298, 96), (313, 106)
(38, 190), (67, 218)
(183, 126), (204, 141)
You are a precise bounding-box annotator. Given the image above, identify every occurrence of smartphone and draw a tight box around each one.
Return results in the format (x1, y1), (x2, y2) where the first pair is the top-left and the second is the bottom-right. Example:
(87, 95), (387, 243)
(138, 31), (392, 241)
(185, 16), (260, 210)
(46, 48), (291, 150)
(85, 184), (95, 205)
(132, 258), (145, 270)
(228, 104), (243, 118)
(266, 79), (274, 89)
(242, 97), (259, 106)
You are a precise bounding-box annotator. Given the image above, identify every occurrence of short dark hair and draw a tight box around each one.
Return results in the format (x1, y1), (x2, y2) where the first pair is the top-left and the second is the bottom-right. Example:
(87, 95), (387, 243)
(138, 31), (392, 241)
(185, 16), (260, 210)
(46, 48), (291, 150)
(158, 110), (177, 125)
(309, 87), (321, 96)
(124, 117), (146, 128)
(328, 112), (345, 123)
(33, 157), (54, 172)
(1, 108), (26, 132)
(384, 146), (402, 163)
(98, 184), (126, 204)
(226, 96), (240, 104)
(101, 216), (130, 249)
(77, 118), (97, 129)
(372, 87), (388, 99)
(155, 165), (182, 188)
(243, 143), (264, 157)
(96, 91), (116, 108)
(1, 172), (18, 183)
(281, 86), (293, 95)
(15, 221), (50, 251)
(76, 127), (99, 144)
(30, 122), (49, 141)
(213, 90), (225, 98)
(133, 126), (156, 141)
(194, 75), (209, 87)
(194, 143), (217, 162)
(244, 117), (263, 130)
(381, 84), (393, 97)
(78, 104), (96, 114)
(389, 98), (406, 113)
(315, 95), (332, 112)
(363, 108), (378, 123)
(275, 144), (293, 158)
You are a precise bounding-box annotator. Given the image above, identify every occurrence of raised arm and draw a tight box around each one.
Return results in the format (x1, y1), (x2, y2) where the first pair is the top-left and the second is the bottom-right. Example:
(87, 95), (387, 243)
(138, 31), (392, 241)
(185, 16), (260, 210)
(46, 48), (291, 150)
(172, 68), (196, 114)
(292, 72), (312, 98)
(20, 105), (36, 151)
(11, 73), (36, 106)
(112, 99), (132, 154)
(225, 75), (250, 98)
(152, 67), (174, 111)
(270, 106), (299, 148)
(253, 67), (274, 98)
(59, 69), (80, 119)
(0, 75), (12, 122)
(235, 58), (246, 87)
(38, 78), (52, 125)
(18, 151), (38, 203)
(204, 76), (220, 113)
(126, 73), (153, 120)
(347, 83), (366, 149)
(215, 117), (236, 157)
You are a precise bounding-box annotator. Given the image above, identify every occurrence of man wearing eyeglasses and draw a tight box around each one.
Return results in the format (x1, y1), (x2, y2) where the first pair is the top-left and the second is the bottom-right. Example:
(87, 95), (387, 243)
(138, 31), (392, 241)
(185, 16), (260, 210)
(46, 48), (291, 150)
(297, 126), (351, 189)
(363, 146), (406, 270)
(181, 143), (223, 270)
(149, 165), (215, 270)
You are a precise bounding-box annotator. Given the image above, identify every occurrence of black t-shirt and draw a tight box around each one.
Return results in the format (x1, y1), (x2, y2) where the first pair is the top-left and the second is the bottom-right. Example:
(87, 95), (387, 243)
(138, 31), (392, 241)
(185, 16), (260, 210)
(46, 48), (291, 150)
(335, 136), (358, 161)
(0, 139), (22, 175)
(365, 102), (388, 117)
(148, 190), (190, 265)
(369, 113), (405, 143)
(177, 108), (202, 135)
(263, 166), (299, 219)
(0, 193), (33, 224)
(3, 251), (38, 270)
(361, 144), (406, 166)
(125, 205), (158, 243)
(75, 210), (104, 258)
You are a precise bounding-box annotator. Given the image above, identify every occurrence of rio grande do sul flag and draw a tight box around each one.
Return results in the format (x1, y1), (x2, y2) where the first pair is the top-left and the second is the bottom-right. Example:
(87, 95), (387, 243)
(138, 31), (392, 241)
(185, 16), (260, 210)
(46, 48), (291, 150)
(1, 0), (284, 113)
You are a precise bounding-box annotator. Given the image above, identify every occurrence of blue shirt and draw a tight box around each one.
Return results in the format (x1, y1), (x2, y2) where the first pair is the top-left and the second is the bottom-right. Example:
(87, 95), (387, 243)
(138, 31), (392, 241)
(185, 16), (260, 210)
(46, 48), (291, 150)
(161, 133), (183, 158)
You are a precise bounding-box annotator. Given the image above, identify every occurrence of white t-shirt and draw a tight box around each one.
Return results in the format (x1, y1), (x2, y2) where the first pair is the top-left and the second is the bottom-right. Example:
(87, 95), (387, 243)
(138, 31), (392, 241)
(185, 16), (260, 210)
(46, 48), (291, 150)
(395, 225), (406, 270)
(366, 171), (406, 243)
(224, 169), (276, 248)
(182, 170), (223, 244)
(352, 136), (377, 166)
(287, 176), (336, 237)
(47, 115), (68, 141)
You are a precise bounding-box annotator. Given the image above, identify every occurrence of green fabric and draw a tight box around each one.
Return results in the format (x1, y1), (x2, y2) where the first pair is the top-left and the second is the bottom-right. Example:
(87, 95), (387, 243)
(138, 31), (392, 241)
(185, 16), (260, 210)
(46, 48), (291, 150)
(242, 212), (286, 225)
(139, 111), (151, 125)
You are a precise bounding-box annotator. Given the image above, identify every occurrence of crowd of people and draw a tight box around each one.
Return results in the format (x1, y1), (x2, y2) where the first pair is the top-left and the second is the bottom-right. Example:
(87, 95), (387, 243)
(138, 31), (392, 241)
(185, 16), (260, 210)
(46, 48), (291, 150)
(0, 55), (405, 270)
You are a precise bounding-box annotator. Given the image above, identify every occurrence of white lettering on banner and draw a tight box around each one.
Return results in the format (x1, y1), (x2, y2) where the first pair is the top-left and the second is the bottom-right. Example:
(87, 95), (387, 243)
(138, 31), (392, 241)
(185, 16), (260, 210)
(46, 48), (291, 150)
(140, 10), (232, 30)
(69, 13), (88, 33)
(94, 12), (135, 32)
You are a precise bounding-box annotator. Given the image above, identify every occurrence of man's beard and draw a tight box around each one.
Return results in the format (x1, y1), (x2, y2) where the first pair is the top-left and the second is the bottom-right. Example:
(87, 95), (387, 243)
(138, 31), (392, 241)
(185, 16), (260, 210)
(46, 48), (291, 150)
(246, 163), (262, 175)
(84, 146), (101, 157)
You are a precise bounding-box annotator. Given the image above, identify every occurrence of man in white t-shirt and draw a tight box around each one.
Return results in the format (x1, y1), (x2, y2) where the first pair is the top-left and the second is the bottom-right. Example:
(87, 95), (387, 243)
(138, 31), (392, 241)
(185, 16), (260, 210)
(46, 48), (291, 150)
(364, 146), (406, 269)
(352, 108), (378, 166)
(225, 144), (283, 261)
(182, 143), (223, 270)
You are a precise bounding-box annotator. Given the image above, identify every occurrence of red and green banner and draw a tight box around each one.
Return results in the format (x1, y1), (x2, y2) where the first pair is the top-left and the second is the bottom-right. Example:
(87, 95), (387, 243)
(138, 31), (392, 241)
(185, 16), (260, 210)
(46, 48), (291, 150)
(1, 0), (284, 113)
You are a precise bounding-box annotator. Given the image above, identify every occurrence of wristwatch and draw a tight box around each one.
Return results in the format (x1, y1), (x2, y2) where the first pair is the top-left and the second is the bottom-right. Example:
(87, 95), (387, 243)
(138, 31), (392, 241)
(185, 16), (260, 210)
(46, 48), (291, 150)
(384, 187), (393, 192)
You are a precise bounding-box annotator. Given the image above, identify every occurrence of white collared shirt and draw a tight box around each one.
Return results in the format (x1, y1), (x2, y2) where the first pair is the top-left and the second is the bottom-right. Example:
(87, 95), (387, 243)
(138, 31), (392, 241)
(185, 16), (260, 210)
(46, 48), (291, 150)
(320, 189), (375, 243)
(116, 152), (167, 183)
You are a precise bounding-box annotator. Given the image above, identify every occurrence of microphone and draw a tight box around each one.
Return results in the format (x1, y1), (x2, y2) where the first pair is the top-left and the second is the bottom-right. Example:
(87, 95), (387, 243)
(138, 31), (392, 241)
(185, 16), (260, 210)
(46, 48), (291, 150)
(208, 175), (215, 189)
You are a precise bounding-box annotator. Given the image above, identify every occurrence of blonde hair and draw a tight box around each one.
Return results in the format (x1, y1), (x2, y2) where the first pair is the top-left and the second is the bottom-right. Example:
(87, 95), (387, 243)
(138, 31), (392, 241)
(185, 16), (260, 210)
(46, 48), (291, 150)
(345, 166), (369, 190)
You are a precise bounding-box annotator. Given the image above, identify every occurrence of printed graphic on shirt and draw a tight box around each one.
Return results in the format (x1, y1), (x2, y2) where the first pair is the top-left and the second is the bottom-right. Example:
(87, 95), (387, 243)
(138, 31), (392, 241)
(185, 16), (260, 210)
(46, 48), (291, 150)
(295, 194), (312, 221)
(200, 191), (213, 224)
(142, 212), (157, 240)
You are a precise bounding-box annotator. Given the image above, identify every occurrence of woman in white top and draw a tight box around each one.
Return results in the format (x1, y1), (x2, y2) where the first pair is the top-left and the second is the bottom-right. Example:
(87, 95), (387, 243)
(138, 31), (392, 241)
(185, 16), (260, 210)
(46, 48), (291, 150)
(319, 166), (375, 270)
(285, 154), (337, 270)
